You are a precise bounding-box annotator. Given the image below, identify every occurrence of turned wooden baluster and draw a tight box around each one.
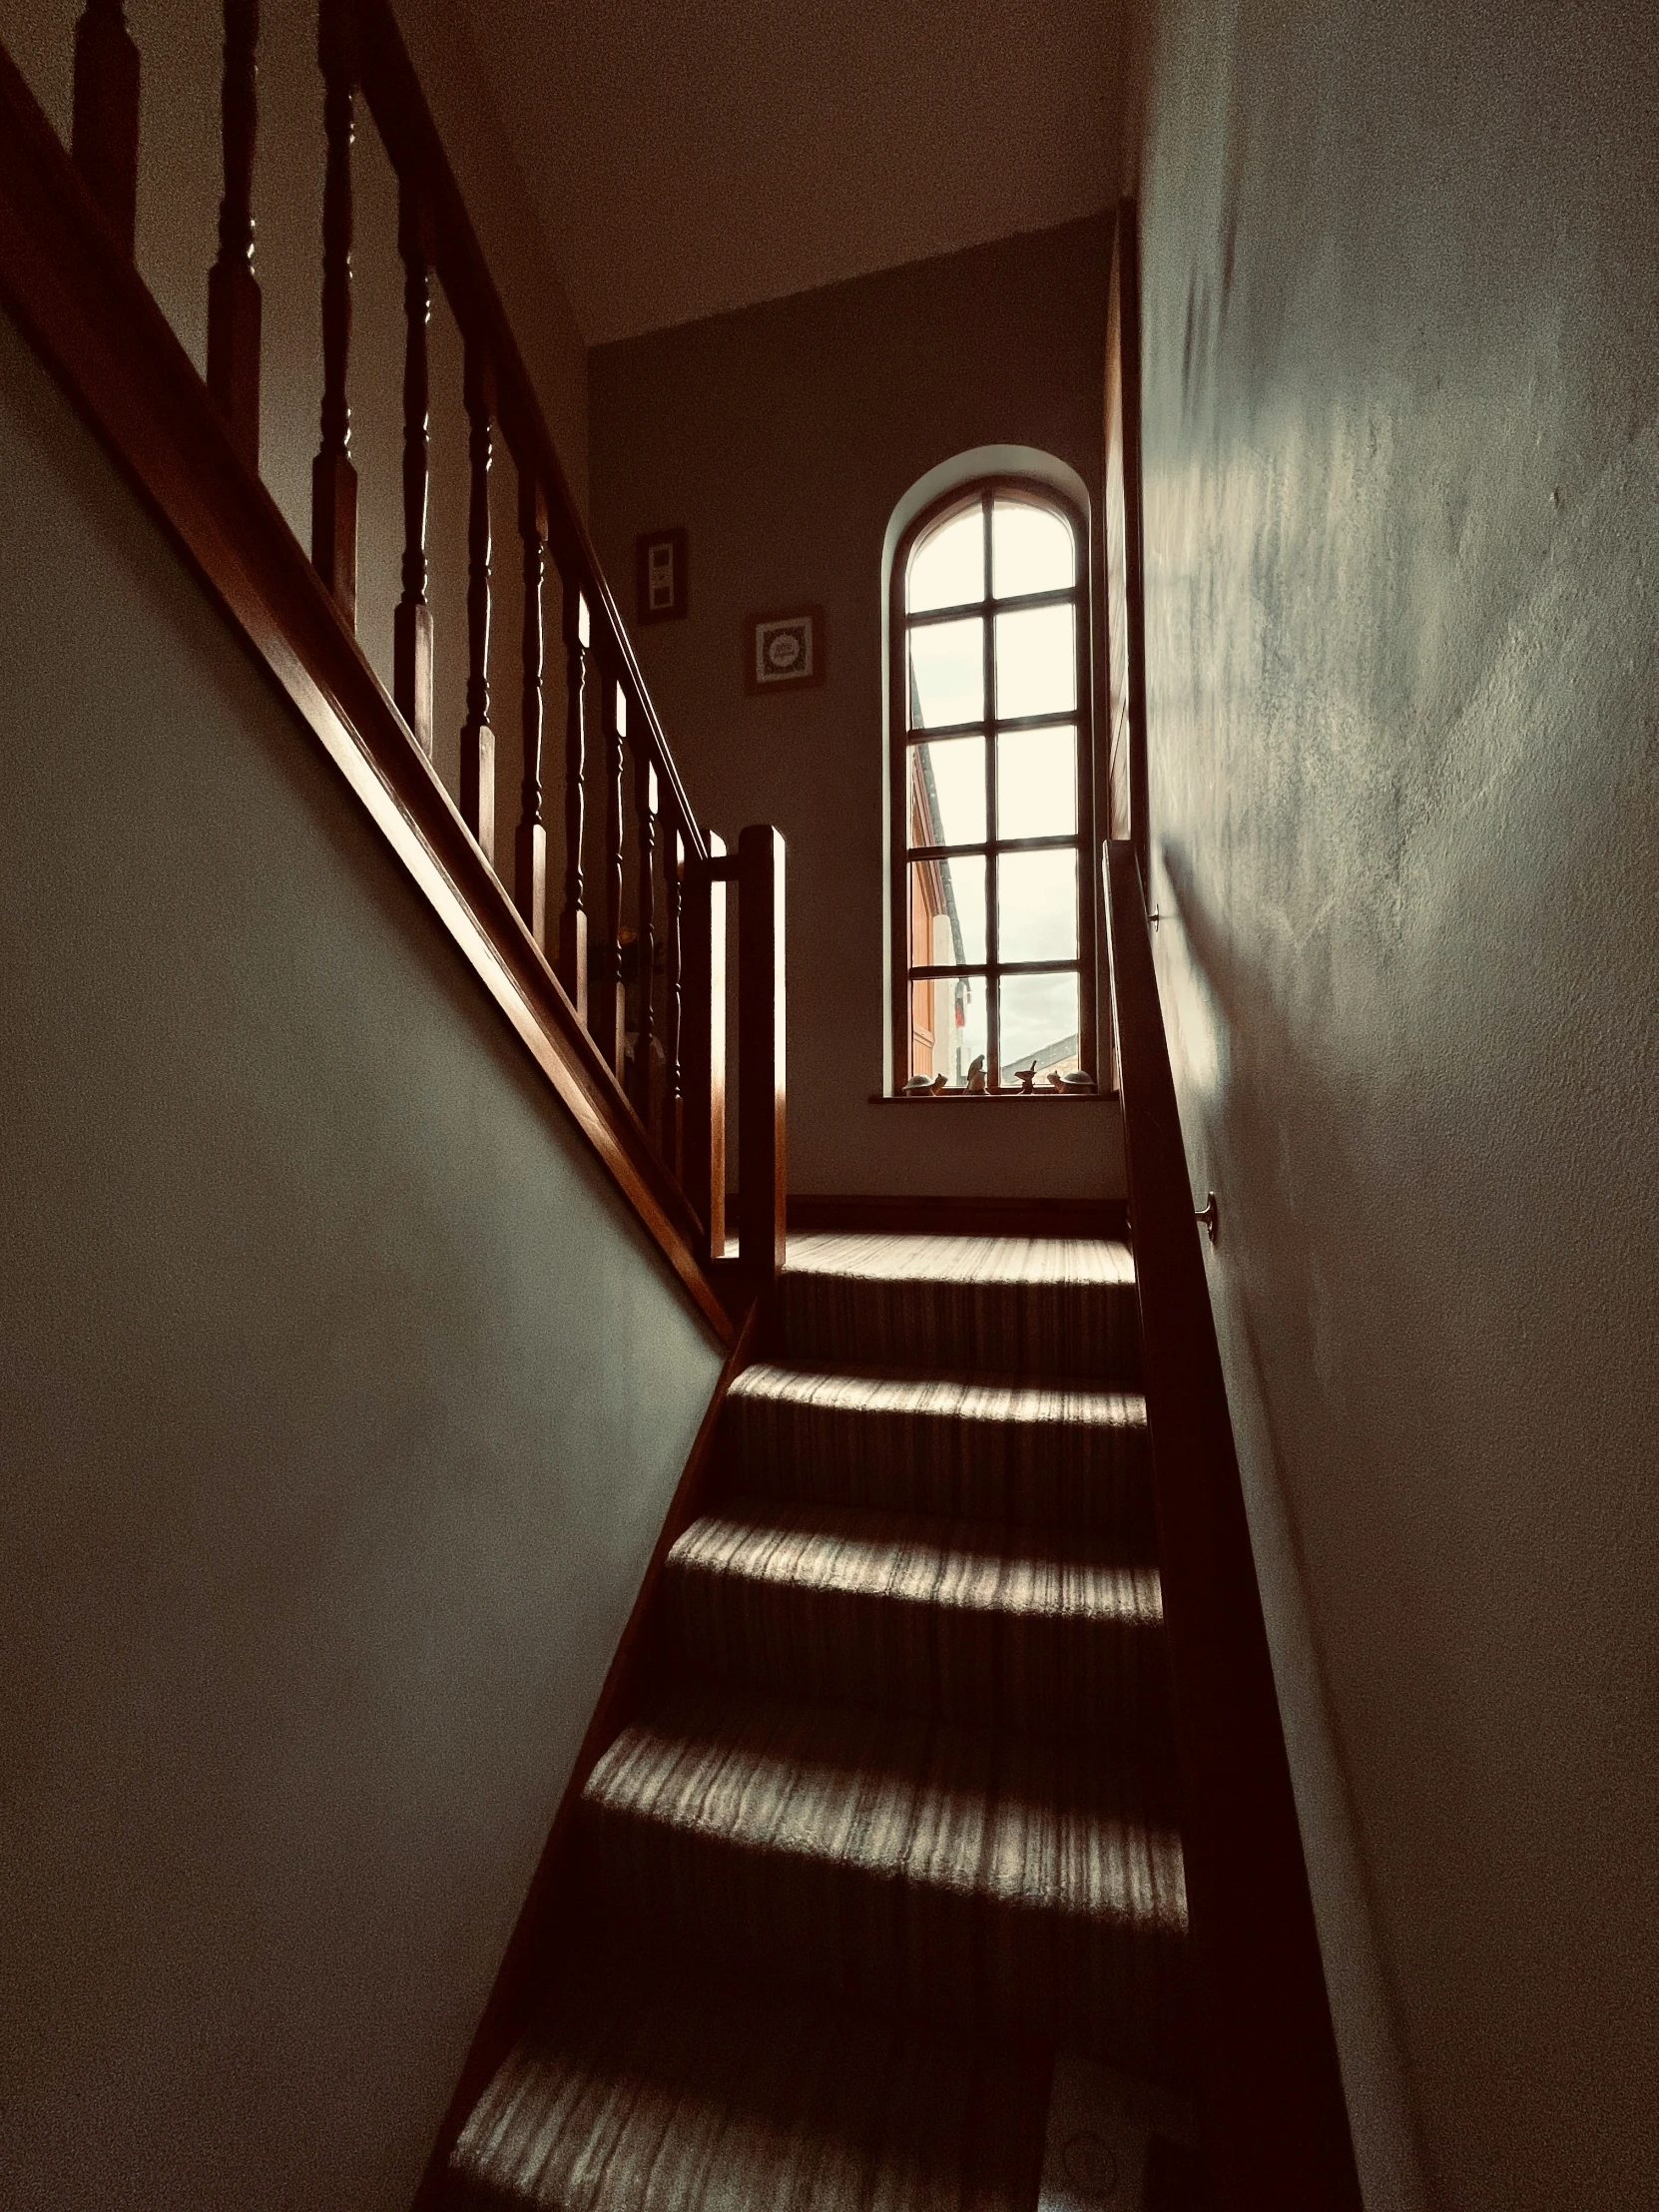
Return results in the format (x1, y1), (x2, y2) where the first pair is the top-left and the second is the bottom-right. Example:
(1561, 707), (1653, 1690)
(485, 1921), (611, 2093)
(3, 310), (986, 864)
(207, 0), (261, 469)
(459, 344), (495, 857)
(72, 0), (140, 259)
(662, 813), (685, 1176)
(515, 471), (548, 946)
(598, 667), (627, 1079)
(557, 579), (590, 1022)
(393, 179), (432, 755)
(631, 731), (658, 1126)
(310, 0), (356, 621)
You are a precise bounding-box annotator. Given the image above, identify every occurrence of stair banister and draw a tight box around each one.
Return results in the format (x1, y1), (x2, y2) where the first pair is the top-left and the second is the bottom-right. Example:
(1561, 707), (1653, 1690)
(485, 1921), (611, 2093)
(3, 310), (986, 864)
(1104, 838), (1363, 2210)
(344, 0), (706, 867)
(5, 1), (786, 1332)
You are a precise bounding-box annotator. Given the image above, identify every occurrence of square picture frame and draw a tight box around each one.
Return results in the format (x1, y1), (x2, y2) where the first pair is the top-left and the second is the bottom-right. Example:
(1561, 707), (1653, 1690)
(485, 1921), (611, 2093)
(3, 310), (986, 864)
(635, 528), (688, 624)
(746, 604), (826, 696)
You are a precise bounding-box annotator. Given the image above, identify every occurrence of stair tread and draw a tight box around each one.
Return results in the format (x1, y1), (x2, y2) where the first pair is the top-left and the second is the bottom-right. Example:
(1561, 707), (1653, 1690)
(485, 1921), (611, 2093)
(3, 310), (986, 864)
(776, 1234), (1142, 1384)
(663, 1502), (1171, 1744)
(669, 1500), (1163, 1620)
(581, 1691), (1191, 2075)
(730, 1358), (1149, 1428)
(722, 1361), (1153, 1537)
(784, 1230), (1136, 1290)
(449, 1966), (1050, 2212)
(586, 1687), (1185, 1934)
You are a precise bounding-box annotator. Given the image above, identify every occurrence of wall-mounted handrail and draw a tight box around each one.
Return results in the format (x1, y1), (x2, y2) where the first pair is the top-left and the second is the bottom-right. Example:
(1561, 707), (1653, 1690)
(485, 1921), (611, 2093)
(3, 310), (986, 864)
(1103, 839), (1363, 2211)
(0, 3), (786, 1331)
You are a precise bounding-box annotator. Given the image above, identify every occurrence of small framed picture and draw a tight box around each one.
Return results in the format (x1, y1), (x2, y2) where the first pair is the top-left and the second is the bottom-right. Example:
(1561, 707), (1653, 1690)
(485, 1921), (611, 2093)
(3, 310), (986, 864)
(636, 528), (688, 624)
(746, 605), (826, 696)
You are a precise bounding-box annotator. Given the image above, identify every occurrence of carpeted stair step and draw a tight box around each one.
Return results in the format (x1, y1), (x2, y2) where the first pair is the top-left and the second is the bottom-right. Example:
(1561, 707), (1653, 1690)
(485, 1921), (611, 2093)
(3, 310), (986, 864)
(661, 1502), (1173, 1748)
(446, 1964), (1050, 2212)
(578, 1689), (1192, 2082)
(722, 1360), (1155, 1538)
(775, 1232), (1143, 1382)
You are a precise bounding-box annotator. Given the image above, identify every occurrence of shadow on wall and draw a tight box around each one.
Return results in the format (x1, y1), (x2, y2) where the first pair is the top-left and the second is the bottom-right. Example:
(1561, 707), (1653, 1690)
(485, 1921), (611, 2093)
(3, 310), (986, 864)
(1159, 785), (1659, 2211)
(1160, 836), (1429, 2212)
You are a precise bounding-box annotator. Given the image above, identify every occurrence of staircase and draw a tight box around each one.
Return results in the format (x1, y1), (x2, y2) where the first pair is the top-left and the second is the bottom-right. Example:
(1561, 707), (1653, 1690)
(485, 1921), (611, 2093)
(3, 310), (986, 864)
(0, 3), (1364, 2199)
(445, 1231), (1209, 2210)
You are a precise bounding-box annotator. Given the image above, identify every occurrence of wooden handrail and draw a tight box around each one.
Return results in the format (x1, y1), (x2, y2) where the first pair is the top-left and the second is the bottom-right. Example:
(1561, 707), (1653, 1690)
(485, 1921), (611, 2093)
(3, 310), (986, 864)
(1104, 840), (1362, 2209)
(0, 12), (789, 1340)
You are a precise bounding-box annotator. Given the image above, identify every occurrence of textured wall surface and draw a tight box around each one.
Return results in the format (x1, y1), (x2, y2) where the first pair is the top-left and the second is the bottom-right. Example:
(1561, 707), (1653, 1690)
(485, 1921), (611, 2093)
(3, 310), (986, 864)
(591, 222), (1126, 1200)
(1129, 0), (1659, 2206)
(0, 307), (721, 2210)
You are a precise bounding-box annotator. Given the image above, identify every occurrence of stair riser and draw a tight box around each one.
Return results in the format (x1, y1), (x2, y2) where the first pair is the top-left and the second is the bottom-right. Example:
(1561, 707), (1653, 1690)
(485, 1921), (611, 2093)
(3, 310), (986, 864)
(451, 1976), (1053, 2212)
(721, 1390), (1156, 1539)
(661, 1561), (1174, 1751)
(579, 1796), (1191, 2082)
(774, 1276), (1144, 1384)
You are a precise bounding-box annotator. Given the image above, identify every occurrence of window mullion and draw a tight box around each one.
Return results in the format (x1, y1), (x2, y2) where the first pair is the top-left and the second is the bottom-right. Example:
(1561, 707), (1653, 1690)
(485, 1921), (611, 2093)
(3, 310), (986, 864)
(982, 490), (998, 1086)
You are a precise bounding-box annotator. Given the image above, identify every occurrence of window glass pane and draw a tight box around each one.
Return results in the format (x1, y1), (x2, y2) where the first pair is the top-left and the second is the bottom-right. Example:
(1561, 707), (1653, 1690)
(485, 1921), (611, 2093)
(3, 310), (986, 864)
(910, 970), (987, 1087)
(908, 736), (986, 848)
(998, 970), (1082, 1084)
(997, 846), (1079, 962)
(908, 503), (984, 613)
(908, 616), (984, 729)
(994, 603), (1076, 721)
(909, 854), (986, 966)
(997, 724), (1077, 840)
(992, 499), (1075, 598)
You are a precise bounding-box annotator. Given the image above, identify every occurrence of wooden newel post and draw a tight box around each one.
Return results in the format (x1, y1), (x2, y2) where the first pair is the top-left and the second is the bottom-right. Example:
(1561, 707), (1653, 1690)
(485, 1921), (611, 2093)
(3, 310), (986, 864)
(631, 744), (658, 1127)
(683, 832), (727, 1266)
(663, 816), (685, 1177)
(207, 0), (262, 470)
(73, 0), (140, 259)
(738, 824), (787, 1287)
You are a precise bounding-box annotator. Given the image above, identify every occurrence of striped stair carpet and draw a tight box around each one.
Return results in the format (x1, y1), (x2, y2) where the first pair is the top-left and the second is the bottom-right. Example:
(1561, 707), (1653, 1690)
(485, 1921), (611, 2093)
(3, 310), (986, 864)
(447, 1233), (1203, 2212)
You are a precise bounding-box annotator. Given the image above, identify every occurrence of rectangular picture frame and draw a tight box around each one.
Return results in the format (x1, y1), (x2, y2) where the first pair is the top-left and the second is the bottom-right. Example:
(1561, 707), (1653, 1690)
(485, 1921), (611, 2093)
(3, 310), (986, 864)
(745, 604), (826, 696)
(636, 528), (688, 624)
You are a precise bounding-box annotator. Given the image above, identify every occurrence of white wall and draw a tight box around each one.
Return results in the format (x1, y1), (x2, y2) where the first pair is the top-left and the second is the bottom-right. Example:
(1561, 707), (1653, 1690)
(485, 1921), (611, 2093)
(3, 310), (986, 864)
(591, 223), (1128, 1200)
(1128, 0), (1659, 2206)
(0, 298), (721, 2210)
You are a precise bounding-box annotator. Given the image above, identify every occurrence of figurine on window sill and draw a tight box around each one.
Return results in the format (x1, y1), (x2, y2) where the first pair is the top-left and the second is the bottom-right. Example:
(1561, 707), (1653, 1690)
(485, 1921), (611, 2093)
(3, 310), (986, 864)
(1016, 1065), (1036, 1093)
(965, 1055), (987, 1094)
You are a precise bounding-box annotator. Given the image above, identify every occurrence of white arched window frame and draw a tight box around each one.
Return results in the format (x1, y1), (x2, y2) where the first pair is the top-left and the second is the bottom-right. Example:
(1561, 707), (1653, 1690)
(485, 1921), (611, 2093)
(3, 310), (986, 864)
(886, 470), (1100, 1093)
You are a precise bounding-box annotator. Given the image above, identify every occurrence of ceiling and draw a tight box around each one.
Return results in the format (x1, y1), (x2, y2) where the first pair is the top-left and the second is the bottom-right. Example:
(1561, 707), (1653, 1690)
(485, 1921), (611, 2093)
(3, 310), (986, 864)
(463, 0), (1121, 345)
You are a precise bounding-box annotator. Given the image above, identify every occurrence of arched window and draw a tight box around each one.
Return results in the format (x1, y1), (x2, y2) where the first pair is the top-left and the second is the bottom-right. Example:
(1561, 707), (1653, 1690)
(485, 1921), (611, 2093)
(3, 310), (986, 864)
(889, 478), (1098, 1092)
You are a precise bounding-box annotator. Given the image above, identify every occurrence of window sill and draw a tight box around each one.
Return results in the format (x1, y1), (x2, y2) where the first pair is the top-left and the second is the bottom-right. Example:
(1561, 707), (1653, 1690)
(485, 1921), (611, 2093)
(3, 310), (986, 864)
(868, 1087), (1117, 1104)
